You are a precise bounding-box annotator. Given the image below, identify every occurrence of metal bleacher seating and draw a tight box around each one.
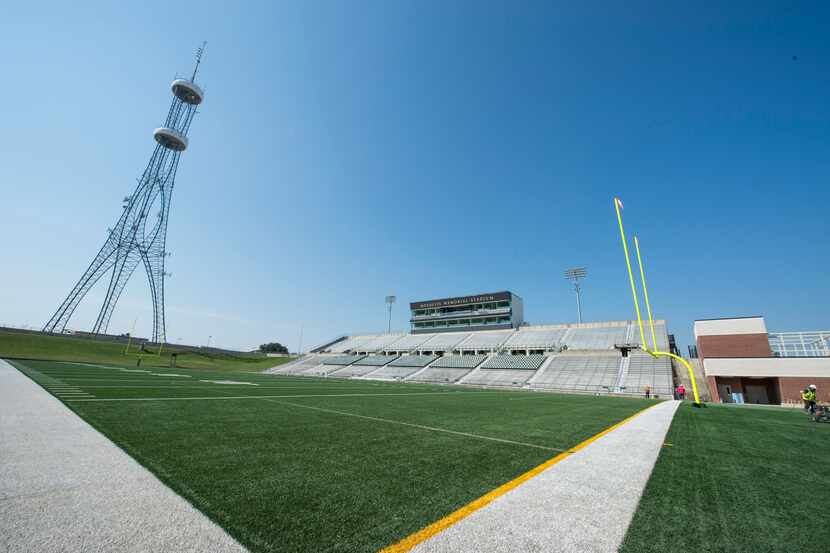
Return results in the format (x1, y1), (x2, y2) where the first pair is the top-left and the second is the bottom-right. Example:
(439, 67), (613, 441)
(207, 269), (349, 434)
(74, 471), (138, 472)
(383, 333), (435, 352)
(288, 319), (677, 396)
(321, 355), (365, 365)
(502, 328), (565, 351)
(353, 355), (399, 366)
(626, 322), (670, 351)
(462, 369), (536, 387)
(419, 333), (471, 352)
(354, 335), (406, 353)
(389, 355), (437, 367)
(366, 364), (424, 380)
(532, 353), (621, 392)
(407, 367), (474, 383)
(481, 354), (546, 370)
(562, 326), (627, 350)
(623, 353), (673, 396)
(458, 330), (513, 351)
(430, 355), (488, 369)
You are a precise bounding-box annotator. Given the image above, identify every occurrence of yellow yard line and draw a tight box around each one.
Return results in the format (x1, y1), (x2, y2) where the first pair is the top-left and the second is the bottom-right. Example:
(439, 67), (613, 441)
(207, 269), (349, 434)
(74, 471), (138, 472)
(378, 402), (661, 553)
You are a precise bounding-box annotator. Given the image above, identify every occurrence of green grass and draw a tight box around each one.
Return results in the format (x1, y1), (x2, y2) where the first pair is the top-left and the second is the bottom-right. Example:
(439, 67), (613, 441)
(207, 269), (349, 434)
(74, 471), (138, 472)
(621, 402), (830, 553)
(12, 359), (653, 553)
(0, 329), (293, 371)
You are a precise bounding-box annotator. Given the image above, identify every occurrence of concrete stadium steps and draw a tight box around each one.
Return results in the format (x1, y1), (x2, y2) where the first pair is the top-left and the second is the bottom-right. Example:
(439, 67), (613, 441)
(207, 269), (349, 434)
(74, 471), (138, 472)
(461, 369), (537, 387)
(407, 367), (475, 384)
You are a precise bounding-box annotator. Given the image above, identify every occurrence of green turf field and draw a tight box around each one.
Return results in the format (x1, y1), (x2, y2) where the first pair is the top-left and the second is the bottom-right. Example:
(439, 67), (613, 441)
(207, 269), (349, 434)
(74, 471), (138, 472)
(621, 402), (830, 553)
(12, 358), (652, 553)
(0, 330), (292, 371)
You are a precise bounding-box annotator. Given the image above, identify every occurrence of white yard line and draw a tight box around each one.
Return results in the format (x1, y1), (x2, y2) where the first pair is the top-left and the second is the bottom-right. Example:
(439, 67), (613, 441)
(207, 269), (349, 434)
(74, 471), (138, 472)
(264, 399), (565, 453)
(411, 400), (680, 553)
(0, 359), (248, 553)
(65, 391), (513, 402)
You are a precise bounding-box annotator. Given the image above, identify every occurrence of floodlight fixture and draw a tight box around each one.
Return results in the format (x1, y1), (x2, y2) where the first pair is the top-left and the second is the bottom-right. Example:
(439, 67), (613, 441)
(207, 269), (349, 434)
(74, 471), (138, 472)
(385, 295), (396, 333)
(564, 267), (588, 323)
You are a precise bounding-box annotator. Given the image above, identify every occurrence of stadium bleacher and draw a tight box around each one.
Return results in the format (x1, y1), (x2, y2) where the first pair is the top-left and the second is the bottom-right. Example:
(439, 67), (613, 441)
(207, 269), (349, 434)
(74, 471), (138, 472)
(328, 364), (386, 377)
(322, 355), (365, 365)
(429, 355), (488, 369)
(407, 367), (474, 383)
(457, 330), (513, 351)
(418, 333), (472, 352)
(389, 355), (438, 367)
(462, 369), (537, 387)
(366, 365), (425, 380)
(354, 335), (406, 353)
(352, 355), (399, 366)
(502, 328), (565, 351)
(562, 325), (627, 350)
(293, 319), (676, 395)
(626, 322), (670, 351)
(623, 353), (673, 396)
(531, 353), (621, 392)
(383, 334), (435, 353)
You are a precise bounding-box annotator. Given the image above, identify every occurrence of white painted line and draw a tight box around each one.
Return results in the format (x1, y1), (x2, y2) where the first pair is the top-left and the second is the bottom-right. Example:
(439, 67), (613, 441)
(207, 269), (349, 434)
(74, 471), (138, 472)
(68, 391), (516, 402)
(199, 380), (259, 386)
(264, 399), (565, 452)
(149, 373), (191, 378)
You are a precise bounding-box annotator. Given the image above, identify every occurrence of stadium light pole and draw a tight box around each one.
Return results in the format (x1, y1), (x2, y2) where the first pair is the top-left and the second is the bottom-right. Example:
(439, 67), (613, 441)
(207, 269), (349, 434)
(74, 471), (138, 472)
(564, 267), (588, 323)
(385, 295), (396, 334)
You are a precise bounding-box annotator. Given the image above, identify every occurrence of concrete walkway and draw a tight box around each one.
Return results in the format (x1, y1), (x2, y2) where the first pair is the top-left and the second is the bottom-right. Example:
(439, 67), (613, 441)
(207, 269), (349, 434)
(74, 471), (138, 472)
(0, 359), (248, 553)
(412, 400), (680, 553)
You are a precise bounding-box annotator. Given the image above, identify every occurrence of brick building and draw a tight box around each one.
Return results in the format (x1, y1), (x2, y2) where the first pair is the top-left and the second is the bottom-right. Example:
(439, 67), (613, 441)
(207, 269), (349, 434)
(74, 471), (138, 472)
(694, 316), (830, 405)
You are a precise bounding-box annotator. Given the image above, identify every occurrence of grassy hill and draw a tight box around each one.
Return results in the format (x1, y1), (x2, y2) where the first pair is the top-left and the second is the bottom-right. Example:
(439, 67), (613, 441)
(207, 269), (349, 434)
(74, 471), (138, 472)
(0, 329), (294, 372)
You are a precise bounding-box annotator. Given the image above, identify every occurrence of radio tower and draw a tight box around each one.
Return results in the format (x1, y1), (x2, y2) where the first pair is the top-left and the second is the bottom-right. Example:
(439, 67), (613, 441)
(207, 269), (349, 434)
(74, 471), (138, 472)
(44, 45), (206, 343)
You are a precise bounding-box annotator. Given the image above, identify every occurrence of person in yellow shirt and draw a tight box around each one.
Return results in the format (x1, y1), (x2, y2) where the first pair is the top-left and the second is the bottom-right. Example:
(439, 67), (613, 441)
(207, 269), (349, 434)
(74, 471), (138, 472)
(801, 385), (817, 414)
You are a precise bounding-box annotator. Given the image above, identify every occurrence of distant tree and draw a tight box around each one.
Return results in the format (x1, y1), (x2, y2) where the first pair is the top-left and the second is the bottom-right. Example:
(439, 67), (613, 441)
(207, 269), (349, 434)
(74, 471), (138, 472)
(259, 342), (288, 354)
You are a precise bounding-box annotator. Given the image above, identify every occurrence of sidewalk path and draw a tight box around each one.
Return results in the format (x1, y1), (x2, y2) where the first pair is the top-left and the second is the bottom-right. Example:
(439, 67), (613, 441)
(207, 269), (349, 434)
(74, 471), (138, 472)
(0, 359), (248, 553)
(412, 400), (680, 553)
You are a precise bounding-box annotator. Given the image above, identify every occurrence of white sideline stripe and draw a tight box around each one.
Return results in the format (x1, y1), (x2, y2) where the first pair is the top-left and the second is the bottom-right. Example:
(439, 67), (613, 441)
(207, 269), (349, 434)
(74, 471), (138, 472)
(263, 399), (565, 452)
(66, 391), (519, 402)
(411, 401), (680, 553)
(0, 359), (249, 553)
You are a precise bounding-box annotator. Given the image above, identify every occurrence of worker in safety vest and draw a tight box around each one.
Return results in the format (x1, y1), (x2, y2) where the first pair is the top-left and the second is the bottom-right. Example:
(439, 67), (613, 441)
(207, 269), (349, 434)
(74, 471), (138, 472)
(801, 385), (817, 414)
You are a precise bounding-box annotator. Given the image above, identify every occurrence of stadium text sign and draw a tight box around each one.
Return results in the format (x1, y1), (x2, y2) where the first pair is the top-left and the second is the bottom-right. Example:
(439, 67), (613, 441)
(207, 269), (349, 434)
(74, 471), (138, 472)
(410, 292), (511, 310)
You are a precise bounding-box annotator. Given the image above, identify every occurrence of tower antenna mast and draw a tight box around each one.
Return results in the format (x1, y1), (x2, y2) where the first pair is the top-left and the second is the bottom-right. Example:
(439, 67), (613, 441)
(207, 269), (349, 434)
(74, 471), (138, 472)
(44, 49), (206, 342)
(192, 41), (207, 81)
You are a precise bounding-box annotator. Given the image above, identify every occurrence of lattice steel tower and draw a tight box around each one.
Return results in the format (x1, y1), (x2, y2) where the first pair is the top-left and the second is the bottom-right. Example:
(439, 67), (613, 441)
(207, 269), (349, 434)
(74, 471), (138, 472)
(44, 47), (206, 343)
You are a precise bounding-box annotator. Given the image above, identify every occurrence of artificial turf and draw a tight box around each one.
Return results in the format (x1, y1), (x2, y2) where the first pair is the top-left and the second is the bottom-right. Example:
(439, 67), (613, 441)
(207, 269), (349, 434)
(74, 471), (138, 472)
(620, 402), (830, 553)
(0, 329), (293, 371)
(13, 359), (652, 553)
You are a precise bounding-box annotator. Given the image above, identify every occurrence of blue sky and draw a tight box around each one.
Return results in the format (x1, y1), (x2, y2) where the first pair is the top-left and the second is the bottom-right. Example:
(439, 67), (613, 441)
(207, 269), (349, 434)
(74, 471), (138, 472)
(1, 1), (828, 351)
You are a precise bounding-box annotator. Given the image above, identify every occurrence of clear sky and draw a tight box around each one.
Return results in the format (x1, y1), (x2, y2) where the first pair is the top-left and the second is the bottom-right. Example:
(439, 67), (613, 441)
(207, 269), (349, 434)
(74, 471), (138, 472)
(1, 1), (828, 352)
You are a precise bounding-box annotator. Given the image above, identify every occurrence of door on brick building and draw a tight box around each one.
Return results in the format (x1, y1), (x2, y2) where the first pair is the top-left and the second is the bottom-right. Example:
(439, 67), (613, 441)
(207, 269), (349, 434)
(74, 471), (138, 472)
(718, 384), (733, 403)
(744, 383), (770, 404)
